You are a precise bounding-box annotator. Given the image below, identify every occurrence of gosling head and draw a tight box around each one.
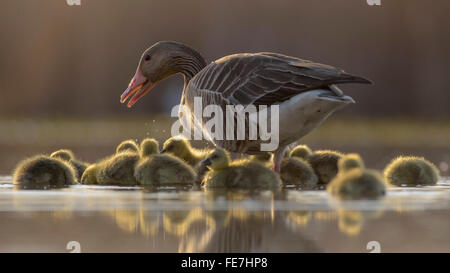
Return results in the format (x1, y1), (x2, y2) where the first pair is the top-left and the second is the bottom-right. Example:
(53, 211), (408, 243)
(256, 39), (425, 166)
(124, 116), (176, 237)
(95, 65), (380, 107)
(116, 139), (139, 154)
(290, 145), (312, 159)
(50, 149), (74, 162)
(201, 148), (230, 170)
(120, 41), (206, 107)
(161, 137), (191, 158)
(338, 153), (365, 172)
(81, 165), (99, 185)
(140, 138), (159, 158)
(250, 152), (273, 163)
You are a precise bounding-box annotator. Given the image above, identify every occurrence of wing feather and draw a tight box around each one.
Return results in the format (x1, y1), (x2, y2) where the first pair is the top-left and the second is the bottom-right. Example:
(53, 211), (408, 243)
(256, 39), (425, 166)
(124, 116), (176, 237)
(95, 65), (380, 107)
(189, 52), (371, 106)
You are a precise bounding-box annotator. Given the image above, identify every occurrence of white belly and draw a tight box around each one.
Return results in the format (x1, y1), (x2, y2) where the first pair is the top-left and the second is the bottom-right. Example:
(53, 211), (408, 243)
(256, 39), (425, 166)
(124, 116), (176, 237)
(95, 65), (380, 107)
(179, 89), (352, 153)
(278, 89), (351, 147)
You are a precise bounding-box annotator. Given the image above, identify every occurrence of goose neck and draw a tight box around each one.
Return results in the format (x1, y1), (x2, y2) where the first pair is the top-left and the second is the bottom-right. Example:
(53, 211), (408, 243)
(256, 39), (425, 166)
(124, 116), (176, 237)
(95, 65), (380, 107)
(171, 49), (206, 84)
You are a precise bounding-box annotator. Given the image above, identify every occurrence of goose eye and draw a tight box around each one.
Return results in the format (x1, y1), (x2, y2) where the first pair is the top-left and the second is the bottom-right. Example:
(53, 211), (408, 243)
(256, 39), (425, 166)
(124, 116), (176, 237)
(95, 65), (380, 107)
(144, 55), (151, 61)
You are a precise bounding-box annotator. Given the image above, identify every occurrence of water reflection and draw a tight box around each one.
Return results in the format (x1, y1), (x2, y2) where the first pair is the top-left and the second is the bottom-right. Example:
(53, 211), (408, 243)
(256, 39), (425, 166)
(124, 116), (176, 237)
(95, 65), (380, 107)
(177, 206), (319, 253)
(0, 180), (449, 252)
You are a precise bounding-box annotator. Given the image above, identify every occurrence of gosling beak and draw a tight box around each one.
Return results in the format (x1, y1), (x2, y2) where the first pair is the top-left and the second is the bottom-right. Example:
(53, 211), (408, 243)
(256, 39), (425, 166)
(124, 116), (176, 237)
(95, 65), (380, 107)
(160, 149), (166, 154)
(201, 158), (212, 166)
(120, 67), (154, 108)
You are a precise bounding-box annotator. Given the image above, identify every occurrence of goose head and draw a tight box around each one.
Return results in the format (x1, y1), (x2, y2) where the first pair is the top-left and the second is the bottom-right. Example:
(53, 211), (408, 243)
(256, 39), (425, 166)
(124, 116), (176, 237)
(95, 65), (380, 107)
(140, 138), (159, 158)
(121, 41), (206, 107)
(202, 148), (230, 170)
(161, 137), (191, 158)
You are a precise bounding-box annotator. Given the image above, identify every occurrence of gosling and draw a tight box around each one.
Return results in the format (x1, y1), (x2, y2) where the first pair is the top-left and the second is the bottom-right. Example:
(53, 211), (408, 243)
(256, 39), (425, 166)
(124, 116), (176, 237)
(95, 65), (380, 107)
(280, 147), (318, 189)
(201, 148), (281, 189)
(81, 164), (100, 185)
(134, 138), (197, 186)
(50, 149), (89, 181)
(96, 151), (140, 186)
(116, 139), (139, 154)
(162, 137), (213, 184)
(13, 155), (77, 189)
(307, 150), (344, 186)
(383, 156), (440, 186)
(290, 144), (313, 160)
(337, 153), (365, 172)
(161, 137), (211, 167)
(80, 141), (142, 186)
(327, 154), (386, 200)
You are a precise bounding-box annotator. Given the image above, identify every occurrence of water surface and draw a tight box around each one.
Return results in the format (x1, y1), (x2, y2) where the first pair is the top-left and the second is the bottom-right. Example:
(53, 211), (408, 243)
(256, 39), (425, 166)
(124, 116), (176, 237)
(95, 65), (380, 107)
(0, 176), (449, 253)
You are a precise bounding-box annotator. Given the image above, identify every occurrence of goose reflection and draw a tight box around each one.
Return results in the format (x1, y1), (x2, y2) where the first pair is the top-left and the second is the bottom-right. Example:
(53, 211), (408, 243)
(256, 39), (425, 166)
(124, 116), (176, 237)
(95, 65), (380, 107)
(178, 190), (320, 253)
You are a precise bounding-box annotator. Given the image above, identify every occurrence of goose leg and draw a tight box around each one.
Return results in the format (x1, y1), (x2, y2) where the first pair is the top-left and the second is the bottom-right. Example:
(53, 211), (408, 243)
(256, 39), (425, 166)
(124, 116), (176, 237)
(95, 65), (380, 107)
(273, 146), (287, 173)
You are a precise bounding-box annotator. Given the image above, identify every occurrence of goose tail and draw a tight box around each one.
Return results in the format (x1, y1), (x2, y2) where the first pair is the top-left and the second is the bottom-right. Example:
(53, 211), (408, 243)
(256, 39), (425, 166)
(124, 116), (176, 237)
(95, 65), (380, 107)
(339, 73), (373, 85)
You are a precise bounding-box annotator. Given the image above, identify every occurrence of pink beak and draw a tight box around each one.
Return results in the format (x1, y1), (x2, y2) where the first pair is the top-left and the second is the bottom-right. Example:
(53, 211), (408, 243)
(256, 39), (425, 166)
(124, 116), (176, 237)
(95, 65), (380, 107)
(120, 67), (154, 108)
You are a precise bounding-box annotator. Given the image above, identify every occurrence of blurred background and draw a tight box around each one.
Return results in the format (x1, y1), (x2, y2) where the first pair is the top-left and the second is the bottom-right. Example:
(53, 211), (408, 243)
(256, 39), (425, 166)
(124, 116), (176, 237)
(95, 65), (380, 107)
(0, 0), (449, 175)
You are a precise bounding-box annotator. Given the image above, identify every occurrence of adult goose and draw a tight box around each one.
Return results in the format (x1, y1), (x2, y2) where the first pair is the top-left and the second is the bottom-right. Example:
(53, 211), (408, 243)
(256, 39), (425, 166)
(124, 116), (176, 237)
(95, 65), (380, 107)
(121, 41), (371, 172)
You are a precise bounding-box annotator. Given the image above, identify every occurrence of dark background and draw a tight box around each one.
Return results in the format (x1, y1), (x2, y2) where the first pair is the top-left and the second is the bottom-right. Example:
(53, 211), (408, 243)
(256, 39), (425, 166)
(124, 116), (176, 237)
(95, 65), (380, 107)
(0, 0), (449, 175)
(0, 0), (449, 118)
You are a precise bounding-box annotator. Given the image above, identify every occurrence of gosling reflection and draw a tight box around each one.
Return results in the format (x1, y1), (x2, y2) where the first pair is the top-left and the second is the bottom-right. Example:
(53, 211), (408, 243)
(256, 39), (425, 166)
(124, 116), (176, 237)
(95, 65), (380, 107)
(284, 208), (385, 237)
(178, 190), (320, 253)
(106, 210), (140, 234)
(163, 208), (214, 237)
(337, 208), (386, 236)
(105, 209), (161, 237)
(283, 211), (312, 230)
(331, 200), (387, 236)
(286, 190), (387, 236)
(12, 188), (76, 221)
(140, 210), (161, 237)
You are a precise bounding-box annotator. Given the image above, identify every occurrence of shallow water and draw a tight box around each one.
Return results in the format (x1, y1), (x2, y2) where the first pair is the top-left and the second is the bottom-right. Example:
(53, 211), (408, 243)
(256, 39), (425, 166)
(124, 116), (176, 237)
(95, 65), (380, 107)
(0, 176), (449, 253)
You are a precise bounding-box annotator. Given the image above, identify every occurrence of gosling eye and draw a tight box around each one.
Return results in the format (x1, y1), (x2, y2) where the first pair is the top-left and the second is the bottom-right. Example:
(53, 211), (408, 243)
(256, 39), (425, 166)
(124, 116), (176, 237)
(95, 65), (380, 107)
(144, 54), (151, 61)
